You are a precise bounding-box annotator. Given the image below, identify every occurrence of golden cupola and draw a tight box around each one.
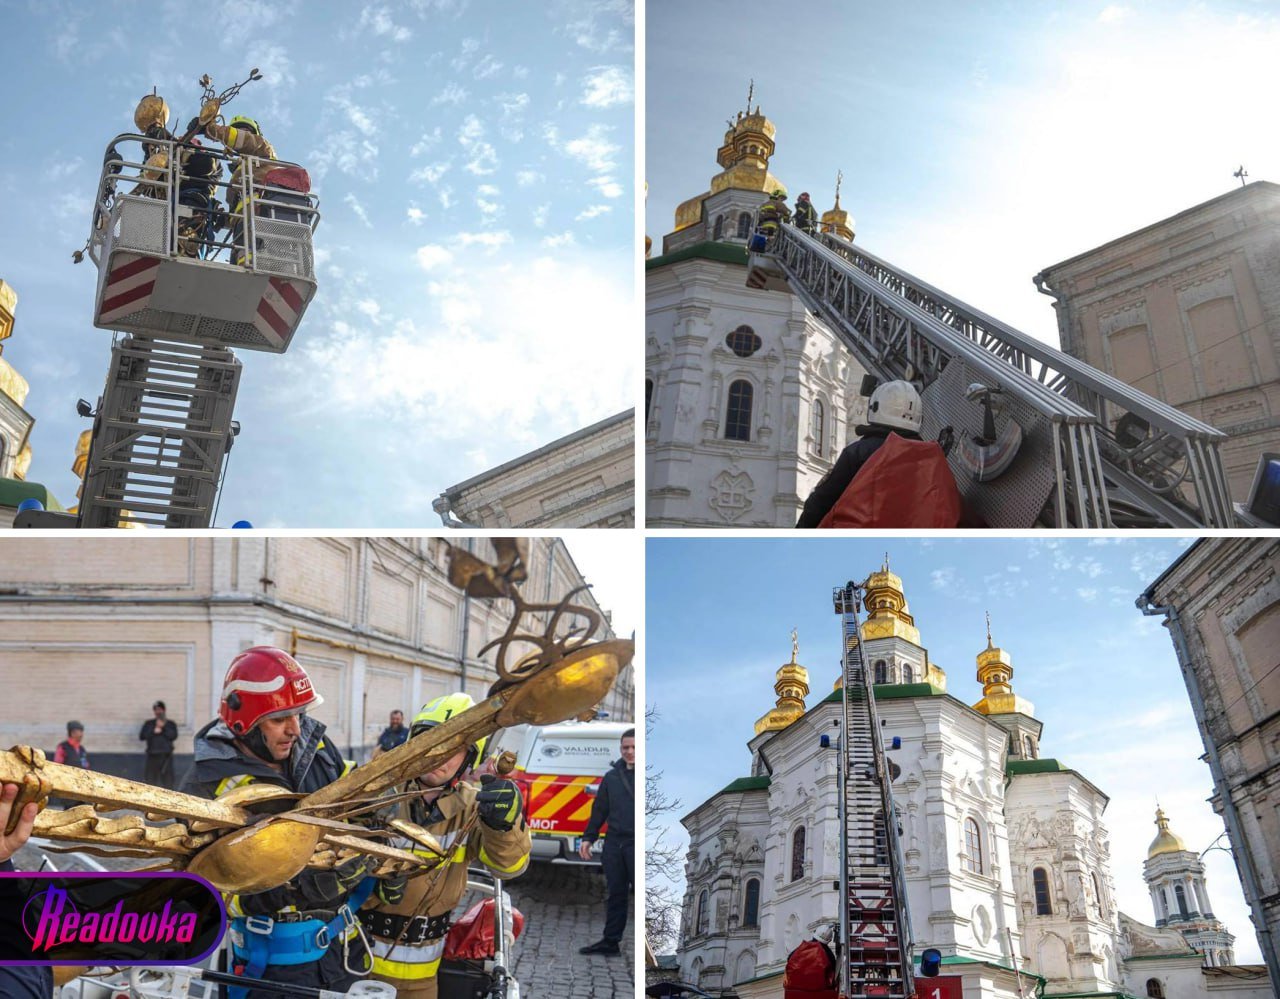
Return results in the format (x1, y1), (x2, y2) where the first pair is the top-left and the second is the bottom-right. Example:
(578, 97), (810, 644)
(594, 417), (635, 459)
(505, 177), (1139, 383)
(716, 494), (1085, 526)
(858, 556), (921, 646)
(972, 613), (1035, 716)
(820, 170), (855, 243)
(1147, 807), (1188, 859)
(672, 81), (786, 234)
(755, 629), (811, 735)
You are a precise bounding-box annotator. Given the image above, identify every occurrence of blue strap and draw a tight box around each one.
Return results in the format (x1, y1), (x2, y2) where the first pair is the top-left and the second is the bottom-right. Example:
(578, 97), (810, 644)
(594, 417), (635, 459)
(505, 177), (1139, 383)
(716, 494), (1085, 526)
(227, 877), (379, 999)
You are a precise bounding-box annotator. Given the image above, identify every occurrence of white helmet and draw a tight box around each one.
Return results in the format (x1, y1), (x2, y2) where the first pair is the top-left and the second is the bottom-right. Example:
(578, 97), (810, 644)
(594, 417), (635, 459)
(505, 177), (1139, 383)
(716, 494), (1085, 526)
(867, 380), (922, 433)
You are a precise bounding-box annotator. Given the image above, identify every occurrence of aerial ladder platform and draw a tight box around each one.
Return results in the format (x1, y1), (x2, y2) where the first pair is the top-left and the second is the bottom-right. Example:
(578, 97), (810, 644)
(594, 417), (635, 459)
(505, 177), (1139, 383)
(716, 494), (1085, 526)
(747, 224), (1235, 528)
(18, 115), (319, 528)
(831, 580), (917, 999)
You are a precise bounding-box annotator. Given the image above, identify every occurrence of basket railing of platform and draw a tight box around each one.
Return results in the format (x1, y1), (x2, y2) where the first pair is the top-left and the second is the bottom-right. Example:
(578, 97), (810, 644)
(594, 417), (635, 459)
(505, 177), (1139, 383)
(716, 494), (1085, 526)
(88, 133), (320, 354)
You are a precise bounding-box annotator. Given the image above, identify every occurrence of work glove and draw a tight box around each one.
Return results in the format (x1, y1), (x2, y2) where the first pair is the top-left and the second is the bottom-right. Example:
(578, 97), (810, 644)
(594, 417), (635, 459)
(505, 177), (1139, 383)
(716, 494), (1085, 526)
(185, 116), (206, 138)
(299, 853), (377, 906)
(375, 874), (408, 906)
(476, 775), (523, 831)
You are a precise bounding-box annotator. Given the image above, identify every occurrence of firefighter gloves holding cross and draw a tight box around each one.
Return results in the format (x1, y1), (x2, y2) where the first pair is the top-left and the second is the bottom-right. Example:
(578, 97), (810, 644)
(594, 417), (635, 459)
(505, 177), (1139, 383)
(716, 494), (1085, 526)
(476, 774), (523, 831)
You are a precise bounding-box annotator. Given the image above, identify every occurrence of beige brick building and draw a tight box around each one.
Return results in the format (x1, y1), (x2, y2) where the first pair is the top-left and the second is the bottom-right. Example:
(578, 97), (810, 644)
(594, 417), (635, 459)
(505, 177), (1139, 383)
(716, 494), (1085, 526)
(1140, 539), (1280, 985)
(434, 410), (634, 528)
(1036, 183), (1280, 506)
(0, 536), (634, 780)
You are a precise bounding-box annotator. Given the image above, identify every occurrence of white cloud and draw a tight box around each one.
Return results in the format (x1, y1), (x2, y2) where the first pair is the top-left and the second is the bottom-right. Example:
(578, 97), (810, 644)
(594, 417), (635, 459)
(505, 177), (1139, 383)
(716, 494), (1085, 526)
(588, 176), (624, 198)
(415, 244), (453, 271)
(516, 170), (543, 187)
(458, 115), (485, 142)
(451, 37), (480, 71)
(1098, 5), (1131, 24)
(499, 93), (530, 117)
(439, 186), (454, 210)
(359, 4), (412, 40)
(344, 193), (373, 228)
(356, 298), (382, 321)
(580, 66), (632, 108)
(432, 82), (469, 106)
(532, 203), (550, 228)
(409, 161), (451, 184)
(410, 128), (443, 156)
(464, 143), (498, 175)
(575, 204), (611, 221)
(476, 184), (502, 220)
(561, 124), (619, 172)
(473, 53), (503, 79)
(541, 232), (575, 248)
(1076, 587), (1099, 602)
(456, 230), (512, 249)
(512, 65), (529, 79)
(49, 157), (84, 180)
(309, 131), (380, 180)
(406, 204), (426, 225)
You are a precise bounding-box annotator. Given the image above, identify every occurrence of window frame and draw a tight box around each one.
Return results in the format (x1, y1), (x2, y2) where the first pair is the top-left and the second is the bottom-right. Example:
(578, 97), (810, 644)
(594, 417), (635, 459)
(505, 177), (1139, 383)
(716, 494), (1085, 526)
(724, 378), (754, 442)
(790, 826), (806, 882)
(964, 817), (984, 875)
(1033, 867), (1053, 915)
(742, 877), (761, 928)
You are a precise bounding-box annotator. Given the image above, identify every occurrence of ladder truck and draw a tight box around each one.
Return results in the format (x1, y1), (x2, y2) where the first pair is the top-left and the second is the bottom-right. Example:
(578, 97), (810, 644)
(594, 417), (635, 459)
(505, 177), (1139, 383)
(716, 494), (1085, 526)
(16, 80), (319, 529)
(746, 224), (1236, 529)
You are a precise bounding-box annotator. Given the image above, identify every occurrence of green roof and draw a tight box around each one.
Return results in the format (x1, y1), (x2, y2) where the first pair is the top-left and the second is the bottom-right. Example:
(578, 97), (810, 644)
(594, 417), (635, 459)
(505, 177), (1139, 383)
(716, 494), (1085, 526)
(821, 682), (946, 705)
(646, 241), (748, 270)
(0, 478), (64, 512)
(720, 776), (770, 793)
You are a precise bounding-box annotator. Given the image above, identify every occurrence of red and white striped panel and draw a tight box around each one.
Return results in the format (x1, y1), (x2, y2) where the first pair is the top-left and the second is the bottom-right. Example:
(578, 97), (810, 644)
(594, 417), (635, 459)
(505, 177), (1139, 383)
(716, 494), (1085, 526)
(253, 276), (308, 349)
(98, 252), (160, 327)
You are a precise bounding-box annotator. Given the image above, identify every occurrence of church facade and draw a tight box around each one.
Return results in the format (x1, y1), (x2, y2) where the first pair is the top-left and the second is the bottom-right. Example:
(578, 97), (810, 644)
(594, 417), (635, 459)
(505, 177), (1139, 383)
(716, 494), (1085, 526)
(674, 564), (1270, 999)
(645, 99), (866, 528)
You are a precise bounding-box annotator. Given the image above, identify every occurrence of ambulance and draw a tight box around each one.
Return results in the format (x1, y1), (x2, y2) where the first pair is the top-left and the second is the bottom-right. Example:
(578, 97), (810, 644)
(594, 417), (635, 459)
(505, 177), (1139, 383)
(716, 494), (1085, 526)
(502, 719), (631, 863)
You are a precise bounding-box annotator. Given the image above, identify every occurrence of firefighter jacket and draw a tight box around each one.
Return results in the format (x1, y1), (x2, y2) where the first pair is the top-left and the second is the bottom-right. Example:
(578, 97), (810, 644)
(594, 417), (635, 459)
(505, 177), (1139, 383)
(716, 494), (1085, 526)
(794, 199), (818, 230)
(364, 779), (531, 992)
(758, 200), (791, 229)
(180, 717), (366, 920)
(203, 122), (278, 213)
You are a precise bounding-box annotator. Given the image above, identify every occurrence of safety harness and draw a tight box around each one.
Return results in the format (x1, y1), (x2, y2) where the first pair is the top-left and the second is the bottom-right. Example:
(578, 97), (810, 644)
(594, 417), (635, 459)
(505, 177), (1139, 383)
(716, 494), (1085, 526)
(226, 876), (377, 999)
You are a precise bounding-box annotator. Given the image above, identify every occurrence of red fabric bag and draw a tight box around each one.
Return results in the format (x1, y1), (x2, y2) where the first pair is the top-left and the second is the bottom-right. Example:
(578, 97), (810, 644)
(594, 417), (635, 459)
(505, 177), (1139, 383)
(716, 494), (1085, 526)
(818, 432), (962, 529)
(444, 898), (524, 960)
(261, 165), (311, 193)
(783, 939), (839, 999)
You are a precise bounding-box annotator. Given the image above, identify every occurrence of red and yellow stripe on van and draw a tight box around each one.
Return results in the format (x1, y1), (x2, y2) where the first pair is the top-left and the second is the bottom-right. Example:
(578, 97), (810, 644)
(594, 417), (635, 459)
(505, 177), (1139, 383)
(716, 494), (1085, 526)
(515, 770), (600, 837)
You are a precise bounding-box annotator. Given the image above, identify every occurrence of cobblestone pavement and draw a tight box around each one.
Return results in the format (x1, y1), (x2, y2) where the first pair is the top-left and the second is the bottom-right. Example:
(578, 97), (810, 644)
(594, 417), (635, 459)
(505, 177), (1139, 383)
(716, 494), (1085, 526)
(505, 860), (635, 999)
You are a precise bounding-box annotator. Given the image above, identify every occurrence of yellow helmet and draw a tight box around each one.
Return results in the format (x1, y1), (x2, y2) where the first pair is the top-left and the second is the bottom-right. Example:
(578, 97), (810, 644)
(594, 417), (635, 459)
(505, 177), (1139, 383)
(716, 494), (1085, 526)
(771, 187), (788, 200)
(411, 692), (487, 766)
(134, 94), (170, 133)
(229, 114), (261, 135)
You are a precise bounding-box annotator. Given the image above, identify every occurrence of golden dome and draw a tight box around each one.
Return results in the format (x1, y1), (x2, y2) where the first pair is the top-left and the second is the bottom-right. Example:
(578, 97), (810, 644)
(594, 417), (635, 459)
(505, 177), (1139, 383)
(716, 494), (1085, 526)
(859, 555), (921, 646)
(755, 630), (810, 735)
(1148, 807), (1188, 858)
(972, 613), (1035, 716)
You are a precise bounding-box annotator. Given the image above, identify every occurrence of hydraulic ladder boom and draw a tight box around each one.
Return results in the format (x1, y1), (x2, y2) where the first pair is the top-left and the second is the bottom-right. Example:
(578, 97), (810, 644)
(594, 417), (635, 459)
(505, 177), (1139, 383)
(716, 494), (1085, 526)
(834, 581), (915, 999)
(749, 226), (1234, 528)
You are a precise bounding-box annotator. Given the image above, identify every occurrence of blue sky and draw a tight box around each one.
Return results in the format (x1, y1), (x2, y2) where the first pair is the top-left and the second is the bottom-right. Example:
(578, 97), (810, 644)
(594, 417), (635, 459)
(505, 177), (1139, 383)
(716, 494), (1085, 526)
(646, 537), (1262, 963)
(0, 0), (634, 526)
(647, 0), (1280, 346)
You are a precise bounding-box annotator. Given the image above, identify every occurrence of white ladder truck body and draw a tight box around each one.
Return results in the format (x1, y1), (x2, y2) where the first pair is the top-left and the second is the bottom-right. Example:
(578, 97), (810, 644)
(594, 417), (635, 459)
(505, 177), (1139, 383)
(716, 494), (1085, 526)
(834, 580), (916, 999)
(18, 78), (320, 529)
(746, 224), (1235, 529)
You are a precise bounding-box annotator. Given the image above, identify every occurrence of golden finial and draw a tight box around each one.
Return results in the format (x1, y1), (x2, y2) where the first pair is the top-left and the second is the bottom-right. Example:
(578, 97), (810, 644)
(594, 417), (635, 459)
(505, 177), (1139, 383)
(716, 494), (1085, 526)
(746, 79), (754, 114)
(986, 611), (993, 648)
(791, 627), (799, 663)
(834, 170), (843, 209)
(882, 551), (890, 572)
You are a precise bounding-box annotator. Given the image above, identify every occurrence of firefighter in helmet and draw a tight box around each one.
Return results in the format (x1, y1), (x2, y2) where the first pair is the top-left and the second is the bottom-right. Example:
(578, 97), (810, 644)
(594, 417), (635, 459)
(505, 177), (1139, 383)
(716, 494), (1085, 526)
(794, 191), (818, 235)
(757, 188), (791, 240)
(362, 692), (531, 999)
(180, 647), (377, 999)
(194, 114), (278, 265)
(130, 94), (222, 258)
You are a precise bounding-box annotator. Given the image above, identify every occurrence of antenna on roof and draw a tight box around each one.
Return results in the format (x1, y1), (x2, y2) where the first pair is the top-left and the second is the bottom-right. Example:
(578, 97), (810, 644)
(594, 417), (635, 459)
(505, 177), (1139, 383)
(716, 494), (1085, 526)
(1234, 165), (1249, 188)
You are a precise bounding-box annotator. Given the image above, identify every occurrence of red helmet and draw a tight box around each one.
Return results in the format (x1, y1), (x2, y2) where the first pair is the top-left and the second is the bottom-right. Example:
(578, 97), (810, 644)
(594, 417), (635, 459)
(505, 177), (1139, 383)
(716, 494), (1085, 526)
(219, 646), (323, 735)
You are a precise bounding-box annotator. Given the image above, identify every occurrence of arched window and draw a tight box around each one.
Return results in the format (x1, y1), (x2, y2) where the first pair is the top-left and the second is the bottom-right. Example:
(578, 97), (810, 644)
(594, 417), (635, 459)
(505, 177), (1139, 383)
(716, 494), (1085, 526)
(1023, 735), (1036, 759)
(1159, 887), (1169, 919)
(1033, 867), (1053, 915)
(1174, 884), (1189, 917)
(696, 888), (710, 934)
(725, 380), (753, 441)
(713, 215), (724, 240)
(1092, 871), (1106, 916)
(737, 212), (752, 239)
(743, 878), (761, 928)
(790, 827), (805, 882)
(725, 325), (761, 357)
(874, 660), (887, 685)
(645, 378), (654, 421)
(901, 664), (913, 684)
(1146, 978), (1165, 998)
(964, 818), (983, 874)
(811, 398), (825, 456)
